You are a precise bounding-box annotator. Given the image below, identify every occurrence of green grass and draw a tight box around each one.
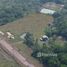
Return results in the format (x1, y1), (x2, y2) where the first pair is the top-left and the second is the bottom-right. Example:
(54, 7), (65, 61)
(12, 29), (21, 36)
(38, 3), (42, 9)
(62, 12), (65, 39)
(61, 64), (67, 67)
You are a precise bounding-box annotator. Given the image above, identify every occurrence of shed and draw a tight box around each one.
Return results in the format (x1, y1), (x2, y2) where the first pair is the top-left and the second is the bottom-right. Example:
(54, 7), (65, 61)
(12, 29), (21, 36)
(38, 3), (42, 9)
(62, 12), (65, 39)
(20, 33), (26, 40)
(40, 8), (56, 15)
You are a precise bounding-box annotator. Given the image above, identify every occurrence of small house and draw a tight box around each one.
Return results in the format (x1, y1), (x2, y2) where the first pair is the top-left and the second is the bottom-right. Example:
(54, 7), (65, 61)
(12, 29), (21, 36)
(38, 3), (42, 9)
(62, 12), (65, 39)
(40, 35), (49, 42)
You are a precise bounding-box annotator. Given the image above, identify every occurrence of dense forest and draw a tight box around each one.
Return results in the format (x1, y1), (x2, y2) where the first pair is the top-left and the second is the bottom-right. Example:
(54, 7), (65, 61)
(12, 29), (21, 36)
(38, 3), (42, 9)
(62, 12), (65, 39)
(0, 0), (65, 25)
(0, 0), (41, 25)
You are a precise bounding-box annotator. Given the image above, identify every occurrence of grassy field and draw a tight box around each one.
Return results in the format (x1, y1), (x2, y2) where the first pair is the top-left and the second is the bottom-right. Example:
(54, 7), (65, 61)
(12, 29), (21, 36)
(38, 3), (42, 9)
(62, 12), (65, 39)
(0, 13), (53, 67)
(0, 13), (53, 38)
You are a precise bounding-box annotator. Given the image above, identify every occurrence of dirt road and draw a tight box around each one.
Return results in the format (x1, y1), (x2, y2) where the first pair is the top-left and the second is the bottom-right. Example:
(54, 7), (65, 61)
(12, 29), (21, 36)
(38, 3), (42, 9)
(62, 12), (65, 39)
(0, 39), (34, 67)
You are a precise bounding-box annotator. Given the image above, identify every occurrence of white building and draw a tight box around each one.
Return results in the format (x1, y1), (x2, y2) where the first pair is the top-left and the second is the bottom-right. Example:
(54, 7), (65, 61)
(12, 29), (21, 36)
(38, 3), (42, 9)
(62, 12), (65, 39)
(6, 32), (15, 39)
(40, 35), (49, 41)
(40, 8), (56, 15)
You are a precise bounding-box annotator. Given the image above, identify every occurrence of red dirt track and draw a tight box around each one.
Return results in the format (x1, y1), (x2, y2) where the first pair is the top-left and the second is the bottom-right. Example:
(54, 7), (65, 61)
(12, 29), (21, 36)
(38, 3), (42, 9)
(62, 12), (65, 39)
(0, 39), (34, 67)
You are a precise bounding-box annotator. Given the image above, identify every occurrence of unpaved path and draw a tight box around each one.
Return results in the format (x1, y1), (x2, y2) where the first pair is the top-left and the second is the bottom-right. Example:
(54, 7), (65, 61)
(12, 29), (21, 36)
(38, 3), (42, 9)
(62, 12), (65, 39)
(0, 39), (34, 67)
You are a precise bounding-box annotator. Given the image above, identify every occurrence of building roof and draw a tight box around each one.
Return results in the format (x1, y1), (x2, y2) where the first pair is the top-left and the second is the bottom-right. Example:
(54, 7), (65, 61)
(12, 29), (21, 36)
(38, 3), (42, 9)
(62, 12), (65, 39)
(20, 33), (26, 40)
(42, 35), (48, 39)
(40, 8), (56, 15)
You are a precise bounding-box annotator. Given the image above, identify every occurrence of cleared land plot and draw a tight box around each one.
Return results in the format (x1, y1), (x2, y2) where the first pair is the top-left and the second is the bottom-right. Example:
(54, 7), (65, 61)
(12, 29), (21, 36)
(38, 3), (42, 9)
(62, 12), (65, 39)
(0, 13), (53, 67)
(42, 2), (64, 11)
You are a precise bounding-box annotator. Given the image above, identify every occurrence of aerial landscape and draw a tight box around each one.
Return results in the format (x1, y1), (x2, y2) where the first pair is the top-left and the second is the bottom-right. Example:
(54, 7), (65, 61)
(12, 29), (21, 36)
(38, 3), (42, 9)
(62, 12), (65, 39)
(0, 0), (67, 67)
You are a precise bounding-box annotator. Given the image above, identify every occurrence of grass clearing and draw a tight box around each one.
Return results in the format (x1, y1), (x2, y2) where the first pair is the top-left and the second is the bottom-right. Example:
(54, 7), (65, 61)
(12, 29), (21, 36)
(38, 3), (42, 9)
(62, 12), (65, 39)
(0, 13), (53, 38)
